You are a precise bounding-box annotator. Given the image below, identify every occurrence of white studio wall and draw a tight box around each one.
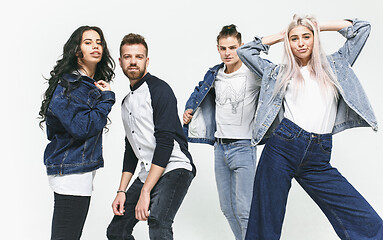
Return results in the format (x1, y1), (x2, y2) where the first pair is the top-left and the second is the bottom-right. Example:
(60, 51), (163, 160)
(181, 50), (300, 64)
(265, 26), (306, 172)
(1, 0), (382, 239)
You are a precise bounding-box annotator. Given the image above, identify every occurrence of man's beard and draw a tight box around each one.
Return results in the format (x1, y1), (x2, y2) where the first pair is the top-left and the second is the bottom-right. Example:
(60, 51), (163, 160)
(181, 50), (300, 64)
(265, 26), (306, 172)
(123, 65), (146, 81)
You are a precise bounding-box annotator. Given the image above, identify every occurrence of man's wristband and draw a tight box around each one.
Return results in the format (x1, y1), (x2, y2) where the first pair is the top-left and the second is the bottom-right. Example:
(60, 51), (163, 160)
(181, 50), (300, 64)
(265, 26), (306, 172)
(117, 190), (126, 194)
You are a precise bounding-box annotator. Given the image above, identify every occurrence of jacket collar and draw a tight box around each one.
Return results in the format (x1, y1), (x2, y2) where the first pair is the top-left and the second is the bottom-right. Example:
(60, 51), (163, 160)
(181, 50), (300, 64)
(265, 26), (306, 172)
(61, 73), (95, 84)
(209, 63), (225, 74)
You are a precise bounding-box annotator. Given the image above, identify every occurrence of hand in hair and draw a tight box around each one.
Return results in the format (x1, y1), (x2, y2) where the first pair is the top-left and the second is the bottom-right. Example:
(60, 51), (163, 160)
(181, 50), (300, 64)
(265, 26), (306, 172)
(94, 80), (111, 91)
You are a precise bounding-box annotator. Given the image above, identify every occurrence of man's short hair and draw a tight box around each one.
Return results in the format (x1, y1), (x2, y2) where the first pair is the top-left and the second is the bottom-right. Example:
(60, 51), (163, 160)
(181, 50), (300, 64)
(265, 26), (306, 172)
(216, 24), (242, 45)
(119, 33), (148, 56)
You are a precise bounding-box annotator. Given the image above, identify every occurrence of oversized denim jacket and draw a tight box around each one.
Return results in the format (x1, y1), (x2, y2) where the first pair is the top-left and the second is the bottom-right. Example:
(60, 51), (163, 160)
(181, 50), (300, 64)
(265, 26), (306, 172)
(44, 73), (115, 175)
(237, 18), (377, 145)
(183, 63), (224, 145)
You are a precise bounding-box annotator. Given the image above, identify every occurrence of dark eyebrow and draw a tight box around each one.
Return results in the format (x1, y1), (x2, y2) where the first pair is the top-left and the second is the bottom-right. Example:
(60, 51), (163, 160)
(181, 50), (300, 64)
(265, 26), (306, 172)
(219, 45), (237, 48)
(83, 38), (102, 42)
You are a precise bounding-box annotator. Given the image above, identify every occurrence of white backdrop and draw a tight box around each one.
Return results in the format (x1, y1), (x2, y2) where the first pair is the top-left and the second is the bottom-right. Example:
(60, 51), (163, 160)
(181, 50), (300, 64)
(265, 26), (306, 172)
(1, 0), (383, 239)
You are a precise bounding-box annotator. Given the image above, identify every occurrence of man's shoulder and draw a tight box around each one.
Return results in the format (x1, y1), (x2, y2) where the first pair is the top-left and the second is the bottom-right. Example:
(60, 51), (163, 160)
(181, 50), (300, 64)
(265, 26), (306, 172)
(145, 73), (175, 98)
(146, 73), (171, 90)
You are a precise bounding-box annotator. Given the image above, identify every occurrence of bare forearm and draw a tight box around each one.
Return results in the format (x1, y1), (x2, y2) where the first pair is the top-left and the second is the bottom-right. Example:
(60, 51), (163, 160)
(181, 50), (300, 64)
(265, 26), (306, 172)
(261, 31), (285, 46)
(141, 164), (165, 194)
(319, 20), (352, 32)
(118, 172), (133, 191)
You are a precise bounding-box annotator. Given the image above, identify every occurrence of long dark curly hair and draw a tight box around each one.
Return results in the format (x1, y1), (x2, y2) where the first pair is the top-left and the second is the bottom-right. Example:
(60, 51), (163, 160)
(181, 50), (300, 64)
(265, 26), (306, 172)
(39, 26), (115, 128)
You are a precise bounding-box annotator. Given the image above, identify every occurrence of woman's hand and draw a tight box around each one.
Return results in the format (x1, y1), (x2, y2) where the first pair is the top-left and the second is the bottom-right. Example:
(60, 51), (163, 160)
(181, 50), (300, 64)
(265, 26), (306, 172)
(95, 80), (111, 91)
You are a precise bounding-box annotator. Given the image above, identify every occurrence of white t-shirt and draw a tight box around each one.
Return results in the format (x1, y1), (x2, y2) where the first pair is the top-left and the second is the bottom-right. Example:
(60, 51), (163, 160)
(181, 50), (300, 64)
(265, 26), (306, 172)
(214, 64), (261, 139)
(283, 66), (338, 134)
(48, 171), (96, 196)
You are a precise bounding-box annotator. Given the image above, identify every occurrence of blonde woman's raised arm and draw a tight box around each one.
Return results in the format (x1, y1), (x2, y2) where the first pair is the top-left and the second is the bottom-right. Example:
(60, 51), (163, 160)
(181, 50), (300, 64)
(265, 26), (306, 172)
(261, 31), (285, 46)
(319, 20), (352, 32)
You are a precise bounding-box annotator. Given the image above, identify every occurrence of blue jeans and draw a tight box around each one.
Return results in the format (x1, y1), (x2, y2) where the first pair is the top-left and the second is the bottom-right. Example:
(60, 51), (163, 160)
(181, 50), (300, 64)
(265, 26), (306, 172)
(215, 139), (257, 240)
(107, 169), (194, 240)
(245, 118), (383, 240)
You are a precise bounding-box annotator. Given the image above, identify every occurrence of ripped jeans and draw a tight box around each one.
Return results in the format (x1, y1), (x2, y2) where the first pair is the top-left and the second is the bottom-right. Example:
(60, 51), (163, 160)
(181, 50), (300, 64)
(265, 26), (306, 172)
(107, 168), (194, 240)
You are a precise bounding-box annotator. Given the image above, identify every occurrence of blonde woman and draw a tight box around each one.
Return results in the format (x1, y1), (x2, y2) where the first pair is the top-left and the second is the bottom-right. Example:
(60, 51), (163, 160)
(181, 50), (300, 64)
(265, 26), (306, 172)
(237, 16), (383, 239)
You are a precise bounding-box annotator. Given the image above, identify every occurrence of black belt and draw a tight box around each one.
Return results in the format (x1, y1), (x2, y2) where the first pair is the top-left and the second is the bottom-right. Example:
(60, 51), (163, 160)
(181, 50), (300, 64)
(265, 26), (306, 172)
(215, 138), (244, 144)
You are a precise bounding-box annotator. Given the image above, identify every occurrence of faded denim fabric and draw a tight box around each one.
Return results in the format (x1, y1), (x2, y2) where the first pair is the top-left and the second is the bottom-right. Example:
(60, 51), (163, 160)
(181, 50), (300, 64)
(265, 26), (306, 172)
(44, 73), (115, 175)
(184, 64), (258, 239)
(237, 19), (377, 145)
(183, 63), (223, 145)
(215, 140), (257, 240)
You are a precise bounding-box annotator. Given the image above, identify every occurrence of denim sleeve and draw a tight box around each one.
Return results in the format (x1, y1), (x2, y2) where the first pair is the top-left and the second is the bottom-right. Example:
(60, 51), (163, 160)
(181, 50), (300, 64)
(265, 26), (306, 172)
(49, 87), (116, 140)
(336, 19), (371, 66)
(184, 72), (209, 111)
(122, 137), (138, 173)
(237, 37), (275, 78)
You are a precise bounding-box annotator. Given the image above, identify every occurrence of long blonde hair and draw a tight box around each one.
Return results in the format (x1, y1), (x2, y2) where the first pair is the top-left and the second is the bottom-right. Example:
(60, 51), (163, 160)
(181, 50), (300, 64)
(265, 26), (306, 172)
(274, 15), (341, 99)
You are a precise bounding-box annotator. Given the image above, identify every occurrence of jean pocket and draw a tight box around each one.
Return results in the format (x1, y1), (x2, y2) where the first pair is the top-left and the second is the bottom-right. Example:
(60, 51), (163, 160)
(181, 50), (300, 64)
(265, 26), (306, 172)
(273, 126), (295, 141)
(319, 138), (332, 154)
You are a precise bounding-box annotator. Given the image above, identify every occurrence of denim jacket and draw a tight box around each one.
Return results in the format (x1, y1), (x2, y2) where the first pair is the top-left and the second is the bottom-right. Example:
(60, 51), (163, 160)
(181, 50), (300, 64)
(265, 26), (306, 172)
(183, 63), (224, 145)
(44, 73), (116, 175)
(237, 18), (377, 145)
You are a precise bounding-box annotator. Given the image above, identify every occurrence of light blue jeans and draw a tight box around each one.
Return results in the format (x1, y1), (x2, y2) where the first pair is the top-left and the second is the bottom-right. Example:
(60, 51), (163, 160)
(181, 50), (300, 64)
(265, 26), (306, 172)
(214, 139), (257, 240)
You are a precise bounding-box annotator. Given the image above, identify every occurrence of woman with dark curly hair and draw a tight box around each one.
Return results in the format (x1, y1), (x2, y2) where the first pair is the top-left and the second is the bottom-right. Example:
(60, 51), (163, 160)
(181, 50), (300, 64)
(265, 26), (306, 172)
(39, 26), (115, 239)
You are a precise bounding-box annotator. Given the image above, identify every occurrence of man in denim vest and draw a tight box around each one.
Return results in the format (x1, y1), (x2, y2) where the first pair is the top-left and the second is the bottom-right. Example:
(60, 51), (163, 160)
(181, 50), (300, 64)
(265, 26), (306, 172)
(183, 25), (261, 240)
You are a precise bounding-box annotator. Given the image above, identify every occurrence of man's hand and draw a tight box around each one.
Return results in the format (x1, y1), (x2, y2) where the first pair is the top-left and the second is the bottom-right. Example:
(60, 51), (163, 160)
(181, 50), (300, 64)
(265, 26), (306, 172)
(183, 109), (193, 125)
(135, 190), (150, 221)
(112, 192), (126, 216)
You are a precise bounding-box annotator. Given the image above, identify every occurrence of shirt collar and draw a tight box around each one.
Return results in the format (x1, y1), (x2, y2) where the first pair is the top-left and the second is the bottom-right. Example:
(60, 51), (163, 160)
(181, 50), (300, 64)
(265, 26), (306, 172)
(130, 72), (151, 91)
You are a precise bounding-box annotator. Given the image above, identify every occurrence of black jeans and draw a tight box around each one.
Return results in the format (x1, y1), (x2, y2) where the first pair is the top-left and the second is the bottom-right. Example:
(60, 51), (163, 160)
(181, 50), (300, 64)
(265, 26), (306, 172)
(107, 168), (194, 240)
(51, 193), (91, 240)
